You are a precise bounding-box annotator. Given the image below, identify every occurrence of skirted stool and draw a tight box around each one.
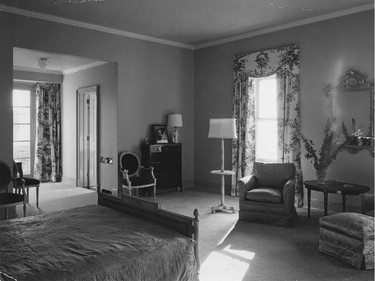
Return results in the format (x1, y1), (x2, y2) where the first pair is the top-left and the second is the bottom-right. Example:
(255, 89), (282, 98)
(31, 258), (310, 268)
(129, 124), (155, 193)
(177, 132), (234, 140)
(318, 212), (374, 269)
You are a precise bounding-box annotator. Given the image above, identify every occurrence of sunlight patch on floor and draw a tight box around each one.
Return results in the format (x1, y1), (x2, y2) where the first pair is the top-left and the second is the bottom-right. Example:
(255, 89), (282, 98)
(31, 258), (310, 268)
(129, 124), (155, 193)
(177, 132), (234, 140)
(199, 245), (255, 281)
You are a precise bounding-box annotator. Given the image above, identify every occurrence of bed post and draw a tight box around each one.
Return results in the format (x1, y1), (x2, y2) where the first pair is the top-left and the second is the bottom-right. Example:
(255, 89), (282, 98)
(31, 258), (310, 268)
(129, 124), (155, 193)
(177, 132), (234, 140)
(193, 208), (200, 273)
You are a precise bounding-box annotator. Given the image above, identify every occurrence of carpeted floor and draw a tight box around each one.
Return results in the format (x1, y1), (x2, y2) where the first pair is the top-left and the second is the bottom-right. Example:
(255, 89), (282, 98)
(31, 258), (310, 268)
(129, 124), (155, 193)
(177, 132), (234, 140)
(13, 183), (374, 281)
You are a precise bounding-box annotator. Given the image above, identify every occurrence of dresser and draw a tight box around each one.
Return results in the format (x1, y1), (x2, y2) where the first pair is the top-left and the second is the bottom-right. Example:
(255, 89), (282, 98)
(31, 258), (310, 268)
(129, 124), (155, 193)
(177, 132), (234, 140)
(141, 143), (182, 192)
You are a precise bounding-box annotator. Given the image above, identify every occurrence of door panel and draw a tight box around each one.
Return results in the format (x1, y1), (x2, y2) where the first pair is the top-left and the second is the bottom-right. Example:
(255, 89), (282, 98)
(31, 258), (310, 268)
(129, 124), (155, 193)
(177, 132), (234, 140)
(77, 86), (99, 189)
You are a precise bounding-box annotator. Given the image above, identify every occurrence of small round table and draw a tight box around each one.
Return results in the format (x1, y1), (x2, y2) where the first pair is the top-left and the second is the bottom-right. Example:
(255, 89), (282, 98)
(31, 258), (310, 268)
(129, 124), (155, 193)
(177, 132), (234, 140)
(210, 170), (235, 213)
(304, 180), (370, 217)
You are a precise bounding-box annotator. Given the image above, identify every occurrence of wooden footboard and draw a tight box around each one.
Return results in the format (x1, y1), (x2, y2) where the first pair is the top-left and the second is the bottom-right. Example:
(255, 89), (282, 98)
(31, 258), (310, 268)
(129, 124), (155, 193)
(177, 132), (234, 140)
(98, 191), (200, 271)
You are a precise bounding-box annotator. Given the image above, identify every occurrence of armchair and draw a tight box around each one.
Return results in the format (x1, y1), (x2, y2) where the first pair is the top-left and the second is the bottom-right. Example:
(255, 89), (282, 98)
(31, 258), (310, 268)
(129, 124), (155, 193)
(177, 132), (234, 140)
(119, 152), (156, 199)
(0, 160), (26, 219)
(238, 162), (297, 226)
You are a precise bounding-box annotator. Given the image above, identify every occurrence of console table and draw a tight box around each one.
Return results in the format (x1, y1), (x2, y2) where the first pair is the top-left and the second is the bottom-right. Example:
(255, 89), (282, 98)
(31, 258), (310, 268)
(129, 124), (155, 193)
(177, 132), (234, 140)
(304, 180), (370, 217)
(210, 170), (235, 213)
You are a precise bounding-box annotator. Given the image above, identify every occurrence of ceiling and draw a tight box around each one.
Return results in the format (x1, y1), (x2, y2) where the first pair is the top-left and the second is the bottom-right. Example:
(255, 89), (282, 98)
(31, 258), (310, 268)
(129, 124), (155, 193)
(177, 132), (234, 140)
(13, 47), (106, 75)
(3, 0), (373, 73)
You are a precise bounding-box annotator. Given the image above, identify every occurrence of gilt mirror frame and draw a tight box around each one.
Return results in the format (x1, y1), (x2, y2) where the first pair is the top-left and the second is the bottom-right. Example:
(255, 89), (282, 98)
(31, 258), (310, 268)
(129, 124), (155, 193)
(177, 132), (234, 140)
(325, 69), (374, 156)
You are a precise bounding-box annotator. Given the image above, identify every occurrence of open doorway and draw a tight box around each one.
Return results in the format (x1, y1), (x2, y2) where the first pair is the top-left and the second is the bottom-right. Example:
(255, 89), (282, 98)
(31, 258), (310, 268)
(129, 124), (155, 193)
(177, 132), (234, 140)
(13, 47), (118, 189)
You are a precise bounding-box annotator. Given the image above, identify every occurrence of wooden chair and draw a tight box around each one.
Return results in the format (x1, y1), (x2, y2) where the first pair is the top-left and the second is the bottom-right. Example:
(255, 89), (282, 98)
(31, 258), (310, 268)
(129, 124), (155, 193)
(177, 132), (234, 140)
(13, 161), (40, 207)
(0, 160), (26, 219)
(119, 152), (156, 199)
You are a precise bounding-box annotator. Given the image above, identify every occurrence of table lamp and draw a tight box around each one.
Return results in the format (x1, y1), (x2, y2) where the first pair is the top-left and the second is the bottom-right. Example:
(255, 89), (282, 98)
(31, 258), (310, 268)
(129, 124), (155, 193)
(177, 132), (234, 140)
(208, 118), (237, 213)
(167, 114), (183, 143)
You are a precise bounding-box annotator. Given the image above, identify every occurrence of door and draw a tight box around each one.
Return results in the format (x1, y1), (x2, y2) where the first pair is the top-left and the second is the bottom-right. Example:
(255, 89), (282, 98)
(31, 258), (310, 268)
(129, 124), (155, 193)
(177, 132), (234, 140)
(77, 85), (98, 189)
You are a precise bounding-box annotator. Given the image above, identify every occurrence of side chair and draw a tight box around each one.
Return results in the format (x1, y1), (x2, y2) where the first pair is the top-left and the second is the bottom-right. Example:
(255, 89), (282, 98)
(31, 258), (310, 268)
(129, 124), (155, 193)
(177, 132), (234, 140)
(13, 161), (40, 207)
(119, 152), (157, 199)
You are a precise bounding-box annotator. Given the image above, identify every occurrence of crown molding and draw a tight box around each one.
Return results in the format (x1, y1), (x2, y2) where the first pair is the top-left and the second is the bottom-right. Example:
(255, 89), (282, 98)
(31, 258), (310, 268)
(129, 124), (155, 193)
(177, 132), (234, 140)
(0, 5), (195, 50)
(195, 4), (374, 49)
(63, 61), (107, 75)
(1, 3), (373, 51)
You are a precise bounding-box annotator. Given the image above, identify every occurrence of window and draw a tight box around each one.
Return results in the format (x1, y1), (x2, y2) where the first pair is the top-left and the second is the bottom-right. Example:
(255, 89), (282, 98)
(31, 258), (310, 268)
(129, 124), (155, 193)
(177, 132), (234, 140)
(13, 84), (35, 175)
(254, 74), (280, 162)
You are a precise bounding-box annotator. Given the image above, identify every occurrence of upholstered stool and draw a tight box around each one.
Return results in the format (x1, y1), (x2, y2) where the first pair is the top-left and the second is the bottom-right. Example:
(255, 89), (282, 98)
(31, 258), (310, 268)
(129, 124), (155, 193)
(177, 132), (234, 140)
(318, 212), (374, 269)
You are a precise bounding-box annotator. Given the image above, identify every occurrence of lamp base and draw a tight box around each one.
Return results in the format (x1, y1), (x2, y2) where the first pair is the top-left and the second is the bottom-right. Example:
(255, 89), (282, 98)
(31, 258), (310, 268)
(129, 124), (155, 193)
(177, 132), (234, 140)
(172, 127), (179, 143)
(210, 204), (235, 214)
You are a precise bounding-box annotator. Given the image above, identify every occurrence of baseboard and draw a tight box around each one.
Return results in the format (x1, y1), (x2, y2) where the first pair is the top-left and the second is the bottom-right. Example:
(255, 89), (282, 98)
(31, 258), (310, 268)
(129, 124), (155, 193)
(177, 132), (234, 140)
(62, 175), (76, 186)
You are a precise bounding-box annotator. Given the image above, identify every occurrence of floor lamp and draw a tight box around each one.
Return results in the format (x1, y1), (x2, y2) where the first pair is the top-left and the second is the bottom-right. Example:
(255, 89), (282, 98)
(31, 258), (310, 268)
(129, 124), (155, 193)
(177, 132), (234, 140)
(208, 118), (237, 213)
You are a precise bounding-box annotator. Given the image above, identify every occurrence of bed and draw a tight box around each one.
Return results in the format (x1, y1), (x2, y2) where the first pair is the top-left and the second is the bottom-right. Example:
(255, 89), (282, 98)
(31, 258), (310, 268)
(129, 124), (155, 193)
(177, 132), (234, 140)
(0, 191), (200, 281)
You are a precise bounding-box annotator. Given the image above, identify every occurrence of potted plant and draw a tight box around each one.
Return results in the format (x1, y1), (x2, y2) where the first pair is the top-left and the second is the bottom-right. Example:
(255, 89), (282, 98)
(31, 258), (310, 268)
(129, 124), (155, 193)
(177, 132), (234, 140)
(300, 119), (347, 183)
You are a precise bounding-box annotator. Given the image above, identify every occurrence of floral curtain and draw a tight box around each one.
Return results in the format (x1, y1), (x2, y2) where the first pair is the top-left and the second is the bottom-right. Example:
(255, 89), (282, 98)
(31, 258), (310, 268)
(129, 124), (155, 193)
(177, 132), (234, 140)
(232, 45), (303, 207)
(34, 83), (62, 182)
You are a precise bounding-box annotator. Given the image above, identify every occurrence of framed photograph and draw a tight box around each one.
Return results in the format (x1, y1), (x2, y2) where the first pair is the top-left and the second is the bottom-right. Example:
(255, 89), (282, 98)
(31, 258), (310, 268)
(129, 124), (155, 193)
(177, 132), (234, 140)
(152, 125), (169, 144)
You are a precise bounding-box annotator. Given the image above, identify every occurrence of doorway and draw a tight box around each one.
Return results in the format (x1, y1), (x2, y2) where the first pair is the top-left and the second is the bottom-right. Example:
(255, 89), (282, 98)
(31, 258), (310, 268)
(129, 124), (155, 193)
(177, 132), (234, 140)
(77, 85), (99, 189)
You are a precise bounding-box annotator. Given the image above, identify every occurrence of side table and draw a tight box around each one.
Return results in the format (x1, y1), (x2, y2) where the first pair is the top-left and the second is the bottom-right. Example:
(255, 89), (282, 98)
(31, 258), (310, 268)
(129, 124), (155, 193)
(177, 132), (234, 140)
(304, 180), (370, 217)
(210, 170), (235, 213)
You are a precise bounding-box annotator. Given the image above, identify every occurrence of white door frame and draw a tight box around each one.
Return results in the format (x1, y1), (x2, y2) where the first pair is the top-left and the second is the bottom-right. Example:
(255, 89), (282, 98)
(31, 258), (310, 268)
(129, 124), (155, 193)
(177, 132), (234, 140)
(76, 85), (99, 189)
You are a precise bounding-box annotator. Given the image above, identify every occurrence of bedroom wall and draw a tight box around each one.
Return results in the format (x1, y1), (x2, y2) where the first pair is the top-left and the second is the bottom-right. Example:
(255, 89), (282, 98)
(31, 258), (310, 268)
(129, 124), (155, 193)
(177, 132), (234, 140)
(0, 12), (194, 190)
(194, 10), (374, 211)
(62, 62), (118, 190)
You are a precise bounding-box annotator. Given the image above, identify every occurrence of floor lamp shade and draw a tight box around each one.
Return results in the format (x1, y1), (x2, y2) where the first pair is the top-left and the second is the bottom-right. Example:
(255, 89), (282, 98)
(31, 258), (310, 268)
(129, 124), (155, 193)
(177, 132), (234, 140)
(208, 118), (237, 139)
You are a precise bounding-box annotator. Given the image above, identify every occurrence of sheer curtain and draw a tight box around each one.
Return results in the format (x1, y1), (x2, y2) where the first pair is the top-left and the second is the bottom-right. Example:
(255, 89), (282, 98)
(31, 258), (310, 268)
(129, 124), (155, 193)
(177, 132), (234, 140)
(34, 83), (62, 182)
(232, 45), (303, 207)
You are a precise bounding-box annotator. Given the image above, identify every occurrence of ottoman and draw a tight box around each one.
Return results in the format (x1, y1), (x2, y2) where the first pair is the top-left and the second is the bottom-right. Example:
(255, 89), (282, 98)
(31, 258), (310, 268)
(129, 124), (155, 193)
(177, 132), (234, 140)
(318, 212), (374, 269)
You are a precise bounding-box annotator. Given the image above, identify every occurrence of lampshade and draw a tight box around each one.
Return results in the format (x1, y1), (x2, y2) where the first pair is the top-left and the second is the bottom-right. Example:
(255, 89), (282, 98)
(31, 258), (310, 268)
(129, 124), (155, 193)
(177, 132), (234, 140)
(167, 114), (183, 127)
(208, 118), (237, 139)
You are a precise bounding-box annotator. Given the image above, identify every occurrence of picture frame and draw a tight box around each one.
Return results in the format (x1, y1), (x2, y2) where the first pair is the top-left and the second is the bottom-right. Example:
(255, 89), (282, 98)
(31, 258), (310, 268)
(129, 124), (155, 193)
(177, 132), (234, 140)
(152, 125), (169, 144)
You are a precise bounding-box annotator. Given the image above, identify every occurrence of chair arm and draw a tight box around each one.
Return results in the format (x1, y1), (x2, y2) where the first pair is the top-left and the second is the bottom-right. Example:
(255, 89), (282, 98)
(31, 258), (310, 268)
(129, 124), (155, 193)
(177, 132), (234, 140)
(120, 168), (132, 186)
(139, 166), (156, 181)
(283, 179), (296, 215)
(238, 175), (256, 201)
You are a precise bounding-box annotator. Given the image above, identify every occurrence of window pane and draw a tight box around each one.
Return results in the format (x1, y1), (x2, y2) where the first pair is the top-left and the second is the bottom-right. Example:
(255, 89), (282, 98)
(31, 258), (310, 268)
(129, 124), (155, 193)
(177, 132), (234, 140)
(13, 142), (30, 158)
(14, 158), (30, 175)
(256, 120), (278, 162)
(13, 125), (30, 141)
(257, 76), (277, 118)
(13, 107), (30, 124)
(13, 90), (30, 107)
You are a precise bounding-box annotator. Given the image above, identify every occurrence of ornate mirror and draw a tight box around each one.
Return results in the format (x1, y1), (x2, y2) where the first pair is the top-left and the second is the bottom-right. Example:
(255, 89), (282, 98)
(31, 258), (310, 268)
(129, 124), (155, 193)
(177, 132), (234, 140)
(325, 69), (374, 155)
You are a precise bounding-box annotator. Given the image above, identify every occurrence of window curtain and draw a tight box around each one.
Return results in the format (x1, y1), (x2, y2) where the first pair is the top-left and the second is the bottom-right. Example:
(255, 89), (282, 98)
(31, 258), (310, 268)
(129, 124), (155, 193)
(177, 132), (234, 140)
(232, 45), (303, 207)
(34, 83), (62, 182)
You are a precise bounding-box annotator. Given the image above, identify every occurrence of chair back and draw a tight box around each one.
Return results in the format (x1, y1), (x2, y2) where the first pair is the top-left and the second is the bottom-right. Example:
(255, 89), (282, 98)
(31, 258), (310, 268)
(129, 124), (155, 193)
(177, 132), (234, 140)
(119, 152), (140, 177)
(253, 162), (295, 188)
(0, 160), (12, 192)
(13, 161), (23, 178)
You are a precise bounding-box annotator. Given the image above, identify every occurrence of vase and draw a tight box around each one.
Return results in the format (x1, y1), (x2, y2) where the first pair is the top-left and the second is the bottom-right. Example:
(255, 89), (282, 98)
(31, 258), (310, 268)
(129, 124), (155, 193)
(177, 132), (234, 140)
(316, 169), (327, 184)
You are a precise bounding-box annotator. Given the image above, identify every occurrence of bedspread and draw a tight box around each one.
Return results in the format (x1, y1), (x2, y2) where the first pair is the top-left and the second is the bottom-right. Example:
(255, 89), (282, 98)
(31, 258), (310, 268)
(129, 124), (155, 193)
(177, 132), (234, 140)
(0, 205), (198, 281)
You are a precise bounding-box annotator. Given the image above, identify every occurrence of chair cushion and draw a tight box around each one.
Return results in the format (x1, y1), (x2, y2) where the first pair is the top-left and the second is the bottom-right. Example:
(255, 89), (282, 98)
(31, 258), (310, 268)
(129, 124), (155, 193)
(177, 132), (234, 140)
(320, 212), (374, 240)
(122, 176), (154, 187)
(245, 187), (283, 203)
(254, 162), (295, 188)
(23, 177), (40, 186)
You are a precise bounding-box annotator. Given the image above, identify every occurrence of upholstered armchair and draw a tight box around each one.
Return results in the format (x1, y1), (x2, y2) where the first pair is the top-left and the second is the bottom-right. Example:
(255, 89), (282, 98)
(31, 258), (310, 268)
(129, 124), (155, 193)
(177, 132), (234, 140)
(238, 162), (297, 226)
